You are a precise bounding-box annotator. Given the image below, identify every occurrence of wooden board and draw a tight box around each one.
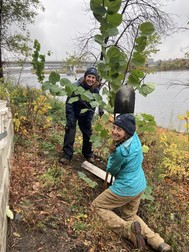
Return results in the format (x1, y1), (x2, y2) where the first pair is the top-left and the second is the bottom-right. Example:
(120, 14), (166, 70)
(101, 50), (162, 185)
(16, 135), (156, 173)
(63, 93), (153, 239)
(81, 161), (114, 183)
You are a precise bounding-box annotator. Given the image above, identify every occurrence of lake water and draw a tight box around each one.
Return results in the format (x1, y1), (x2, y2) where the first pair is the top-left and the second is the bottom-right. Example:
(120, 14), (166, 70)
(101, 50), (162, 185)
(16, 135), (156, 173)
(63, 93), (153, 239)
(7, 70), (189, 132)
(135, 71), (189, 132)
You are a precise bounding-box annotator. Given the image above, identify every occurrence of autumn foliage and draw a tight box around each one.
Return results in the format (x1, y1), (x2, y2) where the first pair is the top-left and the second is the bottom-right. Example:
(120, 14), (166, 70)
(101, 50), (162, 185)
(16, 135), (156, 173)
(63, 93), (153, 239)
(0, 82), (188, 252)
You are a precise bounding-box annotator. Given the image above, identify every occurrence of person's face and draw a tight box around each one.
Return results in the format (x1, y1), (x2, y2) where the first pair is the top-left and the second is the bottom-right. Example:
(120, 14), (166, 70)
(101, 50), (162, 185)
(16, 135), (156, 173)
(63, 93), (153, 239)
(85, 74), (97, 86)
(112, 124), (126, 142)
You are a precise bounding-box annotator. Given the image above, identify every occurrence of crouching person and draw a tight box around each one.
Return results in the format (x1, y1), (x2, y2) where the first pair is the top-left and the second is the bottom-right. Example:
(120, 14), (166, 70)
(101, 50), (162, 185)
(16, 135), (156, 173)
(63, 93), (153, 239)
(91, 114), (172, 252)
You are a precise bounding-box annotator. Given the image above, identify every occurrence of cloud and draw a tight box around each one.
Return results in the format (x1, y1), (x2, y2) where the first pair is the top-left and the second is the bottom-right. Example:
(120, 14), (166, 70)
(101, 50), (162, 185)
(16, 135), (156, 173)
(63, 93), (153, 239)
(29, 0), (92, 60)
(153, 0), (189, 60)
(29, 0), (189, 61)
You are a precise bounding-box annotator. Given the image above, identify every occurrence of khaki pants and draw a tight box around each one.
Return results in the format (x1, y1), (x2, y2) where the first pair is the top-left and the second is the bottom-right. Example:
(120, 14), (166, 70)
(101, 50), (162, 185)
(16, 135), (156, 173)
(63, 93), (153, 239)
(91, 189), (164, 250)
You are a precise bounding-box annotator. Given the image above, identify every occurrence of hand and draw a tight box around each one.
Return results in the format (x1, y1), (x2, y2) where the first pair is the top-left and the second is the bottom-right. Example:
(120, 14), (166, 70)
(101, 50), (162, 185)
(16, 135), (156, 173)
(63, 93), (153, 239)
(109, 143), (117, 153)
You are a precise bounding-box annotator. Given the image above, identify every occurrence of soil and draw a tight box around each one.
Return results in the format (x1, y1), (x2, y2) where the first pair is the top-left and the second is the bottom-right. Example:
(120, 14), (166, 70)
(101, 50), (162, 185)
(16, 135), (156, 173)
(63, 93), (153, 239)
(6, 134), (189, 252)
(6, 150), (155, 252)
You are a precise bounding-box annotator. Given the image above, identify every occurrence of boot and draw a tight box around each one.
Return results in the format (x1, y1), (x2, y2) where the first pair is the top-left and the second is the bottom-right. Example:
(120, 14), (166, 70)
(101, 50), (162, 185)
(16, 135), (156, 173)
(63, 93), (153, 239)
(130, 221), (146, 251)
(87, 157), (95, 164)
(158, 243), (172, 252)
(59, 157), (70, 164)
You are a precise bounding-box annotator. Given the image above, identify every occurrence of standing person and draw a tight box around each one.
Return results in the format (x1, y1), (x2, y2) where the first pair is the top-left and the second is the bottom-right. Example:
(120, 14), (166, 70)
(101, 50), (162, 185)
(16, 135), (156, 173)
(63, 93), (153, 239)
(59, 67), (101, 164)
(91, 114), (172, 252)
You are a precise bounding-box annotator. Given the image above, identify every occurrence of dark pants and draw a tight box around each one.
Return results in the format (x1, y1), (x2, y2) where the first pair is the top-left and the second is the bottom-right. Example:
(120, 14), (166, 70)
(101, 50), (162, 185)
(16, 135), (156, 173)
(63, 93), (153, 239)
(62, 117), (93, 160)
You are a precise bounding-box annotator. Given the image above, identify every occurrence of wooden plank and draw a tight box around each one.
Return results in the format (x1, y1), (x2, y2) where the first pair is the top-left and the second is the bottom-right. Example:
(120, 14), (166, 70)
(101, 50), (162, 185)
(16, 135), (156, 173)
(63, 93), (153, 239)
(81, 161), (114, 183)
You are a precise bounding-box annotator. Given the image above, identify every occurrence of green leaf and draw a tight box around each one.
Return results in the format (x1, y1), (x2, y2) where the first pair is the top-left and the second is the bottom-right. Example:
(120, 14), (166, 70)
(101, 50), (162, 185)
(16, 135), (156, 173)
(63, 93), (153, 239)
(93, 13), (104, 23)
(142, 144), (149, 153)
(106, 47), (127, 70)
(136, 113), (156, 133)
(78, 172), (98, 188)
(140, 113), (156, 122)
(90, 135), (103, 148)
(139, 83), (156, 96)
(94, 34), (107, 46)
(90, 101), (100, 108)
(100, 128), (109, 138)
(94, 122), (103, 132)
(107, 13), (122, 27)
(130, 69), (145, 78)
(103, 104), (114, 114)
(74, 86), (85, 95)
(93, 93), (103, 102)
(106, 27), (119, 37)
(60, 78), (72, 86)
(111, 72), (119, 79)
(107, 46), (122, 61)
(81, 90), (94, 102)
(80, 108), (89, 114)
(41, 81), (52, 91)
(64, 84), (77, 96)
(141, 186), (154, 201)
(98, 62), (111, 73)
(101, 113), (110, 123)
(102, 87), (109, 96)
(107, 0), (121, 14)
(132, 52), (146, 66)
(128, 74), (140, 86)
(90, 0), (106, 15)
(49, 71), (60, 84)
(135, 36), (147, 52)
(57, 89), (67, 96)
(49, 85), (62, 96)
(68, 97), (79, 104)
(140, 22), (155, 36)
(110, 80), (120, 91)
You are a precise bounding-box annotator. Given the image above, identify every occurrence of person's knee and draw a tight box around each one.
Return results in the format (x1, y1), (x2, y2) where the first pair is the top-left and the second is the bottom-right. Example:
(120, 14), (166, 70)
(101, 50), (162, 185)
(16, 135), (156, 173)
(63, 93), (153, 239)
(90, 200), (96, 212)
(122, 213), (136, 221)
(90, 200), (102, 214)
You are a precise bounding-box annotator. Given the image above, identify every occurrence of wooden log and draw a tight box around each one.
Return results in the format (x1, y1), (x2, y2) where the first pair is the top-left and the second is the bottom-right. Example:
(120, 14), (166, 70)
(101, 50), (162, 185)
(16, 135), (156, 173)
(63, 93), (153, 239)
(81, 161), (114, 183)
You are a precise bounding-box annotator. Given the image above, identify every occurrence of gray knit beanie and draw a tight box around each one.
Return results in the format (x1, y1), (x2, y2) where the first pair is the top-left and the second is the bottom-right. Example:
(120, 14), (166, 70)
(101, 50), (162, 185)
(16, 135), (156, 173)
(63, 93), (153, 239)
(84, 67), (98, 79)
(114, 114), (136, 136)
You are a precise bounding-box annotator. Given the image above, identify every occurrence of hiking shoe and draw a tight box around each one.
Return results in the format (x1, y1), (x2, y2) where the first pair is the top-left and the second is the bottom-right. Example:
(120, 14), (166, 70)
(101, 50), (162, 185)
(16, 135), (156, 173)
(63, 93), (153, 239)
(59, 157), (70, 164)
(87, 157), (95, 164)
(130, 221), (145, 251)
(158, 243), (172, 252)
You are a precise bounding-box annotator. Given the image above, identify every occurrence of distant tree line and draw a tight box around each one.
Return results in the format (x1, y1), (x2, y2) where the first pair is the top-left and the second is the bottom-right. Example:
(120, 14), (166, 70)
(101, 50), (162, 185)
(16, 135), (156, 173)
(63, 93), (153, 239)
(151, 58), (189, 71)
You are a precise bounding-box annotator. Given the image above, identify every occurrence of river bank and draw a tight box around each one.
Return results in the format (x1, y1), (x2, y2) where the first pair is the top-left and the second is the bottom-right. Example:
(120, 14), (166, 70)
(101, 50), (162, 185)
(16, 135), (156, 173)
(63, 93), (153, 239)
(7, 108), (189, 252)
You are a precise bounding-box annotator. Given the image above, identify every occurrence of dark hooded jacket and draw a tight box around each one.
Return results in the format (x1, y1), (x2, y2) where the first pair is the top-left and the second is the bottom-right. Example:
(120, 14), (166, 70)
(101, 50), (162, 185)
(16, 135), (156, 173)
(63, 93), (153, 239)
(65, 77), (100, 128)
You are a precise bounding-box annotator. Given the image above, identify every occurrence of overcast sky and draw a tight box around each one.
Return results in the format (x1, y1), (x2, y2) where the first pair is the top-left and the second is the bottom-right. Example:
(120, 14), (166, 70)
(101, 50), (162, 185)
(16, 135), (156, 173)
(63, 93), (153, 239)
(29, 0), (189, 61)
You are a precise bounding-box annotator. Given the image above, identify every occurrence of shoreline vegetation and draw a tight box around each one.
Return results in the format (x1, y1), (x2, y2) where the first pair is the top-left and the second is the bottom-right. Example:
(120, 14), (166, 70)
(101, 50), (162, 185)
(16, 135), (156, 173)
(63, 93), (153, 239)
(4, 57), (189, 76)
(1, 75), (188, 252)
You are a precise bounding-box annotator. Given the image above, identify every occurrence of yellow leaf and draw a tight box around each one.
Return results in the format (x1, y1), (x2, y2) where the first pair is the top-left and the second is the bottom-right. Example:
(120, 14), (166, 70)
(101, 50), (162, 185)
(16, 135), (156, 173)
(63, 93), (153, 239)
(6, 206), (14, 220)
(13, 232), (20, 237)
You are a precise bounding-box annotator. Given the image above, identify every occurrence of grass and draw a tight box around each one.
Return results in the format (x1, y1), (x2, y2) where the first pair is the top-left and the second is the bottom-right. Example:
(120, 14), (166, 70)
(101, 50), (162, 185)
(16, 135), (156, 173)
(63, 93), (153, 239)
(3, 82), (189, 251)
(8, 119), (189, 251)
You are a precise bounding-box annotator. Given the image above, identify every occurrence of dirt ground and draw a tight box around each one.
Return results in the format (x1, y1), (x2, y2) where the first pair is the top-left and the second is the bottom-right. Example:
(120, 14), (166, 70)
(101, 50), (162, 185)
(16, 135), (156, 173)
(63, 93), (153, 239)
(6, 134), (189, 252)
(6, 150), (157, 252)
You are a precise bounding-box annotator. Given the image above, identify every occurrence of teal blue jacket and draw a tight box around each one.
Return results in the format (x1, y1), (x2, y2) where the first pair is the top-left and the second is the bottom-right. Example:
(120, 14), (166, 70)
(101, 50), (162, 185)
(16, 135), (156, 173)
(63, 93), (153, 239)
(107, 132), (146, 197)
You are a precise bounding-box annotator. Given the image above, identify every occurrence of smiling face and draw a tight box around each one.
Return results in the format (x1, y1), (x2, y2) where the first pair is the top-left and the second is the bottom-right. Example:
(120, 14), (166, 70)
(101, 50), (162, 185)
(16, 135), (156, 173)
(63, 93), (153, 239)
(85, 74), (97, 87)
(111, 124), (126, 142)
